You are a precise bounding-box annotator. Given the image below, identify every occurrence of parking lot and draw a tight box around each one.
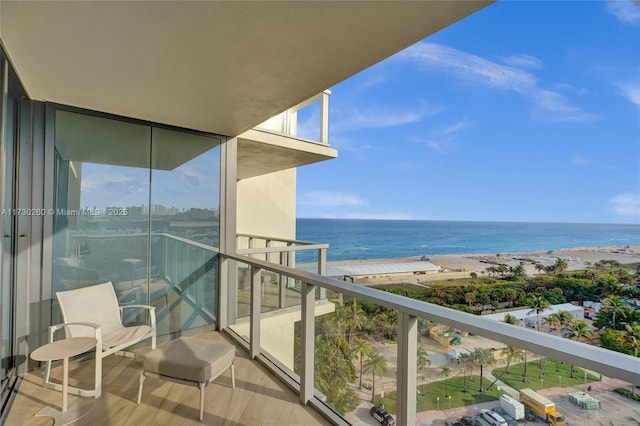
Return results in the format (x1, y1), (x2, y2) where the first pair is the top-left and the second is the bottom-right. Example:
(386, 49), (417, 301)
(415, 379), (640, 426)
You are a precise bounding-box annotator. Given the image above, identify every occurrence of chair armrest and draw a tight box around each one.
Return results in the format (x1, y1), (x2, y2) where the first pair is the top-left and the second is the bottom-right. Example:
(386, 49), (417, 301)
(49, 322), (103, 345)
(119, 304), (155, 312)
(119, 305), (156, 330)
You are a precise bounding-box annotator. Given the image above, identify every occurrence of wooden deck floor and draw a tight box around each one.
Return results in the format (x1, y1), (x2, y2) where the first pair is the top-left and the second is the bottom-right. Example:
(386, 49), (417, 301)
(6, 332), (329, 426)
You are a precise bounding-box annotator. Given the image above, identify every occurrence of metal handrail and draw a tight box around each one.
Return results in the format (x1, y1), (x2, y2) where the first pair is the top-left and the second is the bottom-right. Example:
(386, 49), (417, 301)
(221, 249), (640, 426)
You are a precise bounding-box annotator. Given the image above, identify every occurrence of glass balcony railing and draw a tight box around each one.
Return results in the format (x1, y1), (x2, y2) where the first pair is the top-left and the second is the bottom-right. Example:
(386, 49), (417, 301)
(221, 250), (640, 426)
(255, 90), (331, 145)
(60, 232), (219, 336)
(236, 233), (328, 275)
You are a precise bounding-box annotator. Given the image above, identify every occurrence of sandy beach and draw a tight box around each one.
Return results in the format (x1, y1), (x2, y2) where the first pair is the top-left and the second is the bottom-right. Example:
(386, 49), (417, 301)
(427, 245), (640, 275)
(324, 245), (640, 282)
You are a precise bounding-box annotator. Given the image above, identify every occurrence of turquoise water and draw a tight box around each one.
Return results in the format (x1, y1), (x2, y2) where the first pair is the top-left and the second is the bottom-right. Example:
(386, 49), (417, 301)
(296, 219), (640, 262)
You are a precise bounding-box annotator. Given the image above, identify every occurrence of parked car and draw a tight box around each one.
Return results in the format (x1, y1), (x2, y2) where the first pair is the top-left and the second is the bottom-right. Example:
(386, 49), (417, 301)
(370, 405), (395, 426)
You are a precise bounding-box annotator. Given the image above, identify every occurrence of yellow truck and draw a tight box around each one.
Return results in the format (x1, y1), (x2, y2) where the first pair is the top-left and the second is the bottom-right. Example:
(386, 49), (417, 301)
(519, 388), (565, 426)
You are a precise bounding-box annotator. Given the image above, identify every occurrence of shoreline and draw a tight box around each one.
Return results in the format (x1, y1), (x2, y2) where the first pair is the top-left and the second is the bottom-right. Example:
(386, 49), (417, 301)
(322, 245), (640, 282)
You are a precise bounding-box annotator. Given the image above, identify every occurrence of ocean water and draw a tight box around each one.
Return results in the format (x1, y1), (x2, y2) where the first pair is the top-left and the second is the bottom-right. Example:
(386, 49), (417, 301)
(296, 219), (640, 262)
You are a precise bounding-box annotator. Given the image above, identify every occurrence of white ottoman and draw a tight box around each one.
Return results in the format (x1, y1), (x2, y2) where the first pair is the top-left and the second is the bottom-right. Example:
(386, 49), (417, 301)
(137, 337), (235, 420)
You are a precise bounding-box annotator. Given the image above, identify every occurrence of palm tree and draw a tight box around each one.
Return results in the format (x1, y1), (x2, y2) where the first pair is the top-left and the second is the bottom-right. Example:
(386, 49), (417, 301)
(625, 323), (640, 358)
(459, 352), (471, 392)
(363, 352), (387, 402)
(502, 313), (527, 382)
(442, 366), (451, 397)
(509, 264), (527, 280)
(602, 295), (626, 330)
(332, 307), (349, 340)
(501, 346), (523, 375)
(521, 349), (529, 383)
(552, 258), (568, 274)
(464, 292), (477, 308)
(547, 313), (560, 334)
(492, 288), (505, 304)
(625, 323), (640, 395)
(473, 347), (495, 393)
(505, 288), (518, 307)
(557, 310), (574, 337)
(486, 346), (523, 391)
(527, 295), (550, 331)
(567, 319), (594, 378)
(503, 313), (519, 326)
(416, 346), (431, 389)
(352, 338), (372, 389)
(344, 300), (368, 345)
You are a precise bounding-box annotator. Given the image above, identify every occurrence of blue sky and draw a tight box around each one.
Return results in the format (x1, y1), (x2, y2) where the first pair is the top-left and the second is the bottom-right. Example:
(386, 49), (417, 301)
(296, 1), (640, 224)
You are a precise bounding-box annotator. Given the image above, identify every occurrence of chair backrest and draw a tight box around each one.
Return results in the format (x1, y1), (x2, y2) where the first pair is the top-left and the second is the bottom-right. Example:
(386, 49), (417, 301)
(56, 282), (123, 338)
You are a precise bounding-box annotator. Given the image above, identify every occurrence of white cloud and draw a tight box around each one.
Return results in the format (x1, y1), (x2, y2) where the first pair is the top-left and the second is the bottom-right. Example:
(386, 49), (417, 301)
(299, 191), (367, 208)
(555, 83), (587, 96)
(610, 192), (640, 218)
(410, 120), (471, 153)
(402, 42), (536, 91)
(353, 74), (389, 92)
(498, 53), (544, 70)
(410, 136), (446, 153)
(401, 42), (597, 122)
(607, 0), (640, 25)
(616, 82), (640, 106)
(570, 155), (590, 166)
(332, 101), (442, 133)
(531, 90), (598, 122)
(442, 120), (471, 136)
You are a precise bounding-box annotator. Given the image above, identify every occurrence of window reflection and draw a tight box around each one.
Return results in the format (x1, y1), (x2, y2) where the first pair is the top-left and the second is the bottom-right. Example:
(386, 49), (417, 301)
(52, 110), (221, 336)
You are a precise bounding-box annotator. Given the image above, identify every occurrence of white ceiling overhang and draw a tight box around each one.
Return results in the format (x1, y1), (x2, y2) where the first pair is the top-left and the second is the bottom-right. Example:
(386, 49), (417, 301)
(0, 1), (492, 137)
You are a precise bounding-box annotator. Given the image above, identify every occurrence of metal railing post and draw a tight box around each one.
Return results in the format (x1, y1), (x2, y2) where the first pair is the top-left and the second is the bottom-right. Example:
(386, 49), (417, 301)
(318, 248), (327, 300)
(397, 312), (417, 426)
(250, 265), (262, 358)
(300, 281), (315, 404)
(320, 90), (330, 144)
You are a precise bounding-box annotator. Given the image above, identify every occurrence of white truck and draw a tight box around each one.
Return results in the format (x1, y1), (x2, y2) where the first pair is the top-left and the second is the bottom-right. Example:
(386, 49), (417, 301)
(499, 394), (525, 421)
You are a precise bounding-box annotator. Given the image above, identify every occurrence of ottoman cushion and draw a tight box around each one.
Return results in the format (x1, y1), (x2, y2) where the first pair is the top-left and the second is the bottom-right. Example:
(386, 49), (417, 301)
(143, 337), (235, 383)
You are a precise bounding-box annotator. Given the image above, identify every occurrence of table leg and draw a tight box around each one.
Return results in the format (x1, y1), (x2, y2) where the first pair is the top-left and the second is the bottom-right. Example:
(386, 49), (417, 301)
(35, 355), (95, 424)
(62, 356), (68, 412)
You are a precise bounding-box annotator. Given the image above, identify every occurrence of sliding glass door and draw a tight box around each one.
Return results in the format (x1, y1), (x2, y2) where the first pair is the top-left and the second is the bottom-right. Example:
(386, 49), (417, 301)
(0, 54), (20, 405)
(52, 108), (222, 337)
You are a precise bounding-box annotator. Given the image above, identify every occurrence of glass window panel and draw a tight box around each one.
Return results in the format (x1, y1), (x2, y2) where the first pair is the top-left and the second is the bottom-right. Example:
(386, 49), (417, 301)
(149, 128), (220, 335)
(52, 111), (222, 337)
(311, 291), (396, 420)
(52, 111), (151, 324)
(0, 78), (17, 391)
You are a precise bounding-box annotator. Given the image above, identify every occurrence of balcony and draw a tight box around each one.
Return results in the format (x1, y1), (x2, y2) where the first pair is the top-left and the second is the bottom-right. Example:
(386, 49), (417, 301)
(218, 251), (640, 426)
(12, 239), (640, 426)
(6, 331), (329, 426)
(237, 91), (337, 180)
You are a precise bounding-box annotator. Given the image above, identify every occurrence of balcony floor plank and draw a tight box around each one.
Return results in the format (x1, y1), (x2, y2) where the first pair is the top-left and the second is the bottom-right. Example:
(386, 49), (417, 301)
(6, 332), (329, 426)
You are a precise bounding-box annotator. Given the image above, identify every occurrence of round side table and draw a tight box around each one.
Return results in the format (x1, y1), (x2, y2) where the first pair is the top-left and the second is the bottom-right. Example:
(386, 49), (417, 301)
(31, 337), (98, 425)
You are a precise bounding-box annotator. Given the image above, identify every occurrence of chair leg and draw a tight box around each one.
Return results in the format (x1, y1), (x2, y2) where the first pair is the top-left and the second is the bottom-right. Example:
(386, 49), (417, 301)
(95, 354), (102, 399)
(44, 360), (52, 386)
(230, 364), (235, 388)
(137, 371), (145, 404)
(199, 382), (205, 420)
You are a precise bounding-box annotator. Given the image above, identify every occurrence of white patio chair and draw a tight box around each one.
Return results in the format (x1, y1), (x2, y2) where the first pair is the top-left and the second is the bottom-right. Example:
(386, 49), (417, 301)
(44, 281), (156, 398)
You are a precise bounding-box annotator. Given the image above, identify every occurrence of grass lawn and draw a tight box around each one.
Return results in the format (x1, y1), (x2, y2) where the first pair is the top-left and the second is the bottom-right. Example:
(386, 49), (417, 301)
(374, 375), (501, 414)
(492, 359), (599, 392)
